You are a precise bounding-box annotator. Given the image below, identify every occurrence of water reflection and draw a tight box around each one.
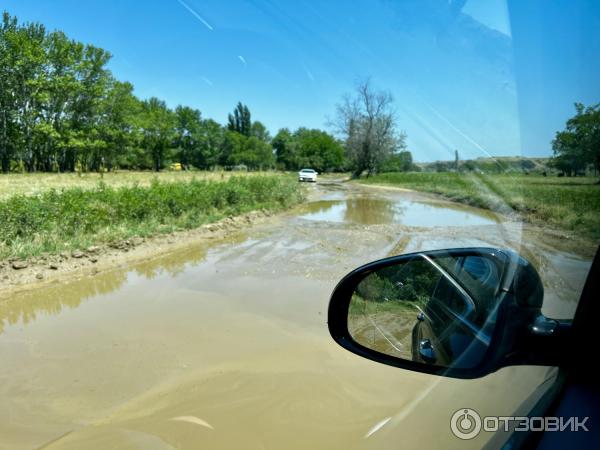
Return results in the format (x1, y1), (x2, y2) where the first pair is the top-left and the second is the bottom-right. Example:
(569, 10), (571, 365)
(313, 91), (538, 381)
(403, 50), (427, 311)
(345, 197), (401, 224)
(299, 196), (498, 227)
(0, 242), (211, 335)
(0, 271), (127, 335)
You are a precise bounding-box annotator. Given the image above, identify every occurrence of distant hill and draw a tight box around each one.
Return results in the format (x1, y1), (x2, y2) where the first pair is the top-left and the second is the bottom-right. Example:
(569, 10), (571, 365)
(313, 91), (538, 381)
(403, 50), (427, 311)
(417, 156), (552, 174)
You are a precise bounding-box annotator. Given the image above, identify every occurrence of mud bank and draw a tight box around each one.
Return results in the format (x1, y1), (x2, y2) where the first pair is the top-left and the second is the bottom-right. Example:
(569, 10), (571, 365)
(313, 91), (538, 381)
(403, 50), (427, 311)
(0, 208), (280, 300)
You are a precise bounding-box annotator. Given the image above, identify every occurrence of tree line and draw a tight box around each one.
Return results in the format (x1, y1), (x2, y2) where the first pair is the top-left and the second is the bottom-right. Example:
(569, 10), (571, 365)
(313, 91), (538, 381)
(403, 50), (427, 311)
(0, 12), (347, 174)
(0, 11), (418, 176)
(2, 11), (597, 178)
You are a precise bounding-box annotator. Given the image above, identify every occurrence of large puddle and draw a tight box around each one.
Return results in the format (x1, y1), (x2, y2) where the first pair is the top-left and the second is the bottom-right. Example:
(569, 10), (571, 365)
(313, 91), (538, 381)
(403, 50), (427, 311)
(298, 198), (498, 227)
(0, 186), (591, 449)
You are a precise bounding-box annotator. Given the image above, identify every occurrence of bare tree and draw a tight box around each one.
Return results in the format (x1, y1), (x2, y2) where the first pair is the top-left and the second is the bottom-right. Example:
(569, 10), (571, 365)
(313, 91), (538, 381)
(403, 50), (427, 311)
(332, 79), (403, 178)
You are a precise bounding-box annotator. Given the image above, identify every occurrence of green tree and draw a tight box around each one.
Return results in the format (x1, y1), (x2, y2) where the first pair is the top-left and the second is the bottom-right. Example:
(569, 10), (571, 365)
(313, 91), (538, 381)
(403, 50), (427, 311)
(174, 105), (202, 169)
(0, 12), (20, 172)
(43, 30), (81, 172)
(0, 13), (50, 172)
(197, 119), (225, 169)
(272, 128), (295, 170)
(227, 102), (252, 136)
(139, 98), (175, 172)
(293, 128), (345, 172)
(224, 105), (274, 169)
(99, 80), (141, 170)
(552, 102), (600, 177)
(14, 20), (47, 171)
(68, 44), (112, 172)
(379, 150), (414, 172)
(251, 120), (271, 143)
(226, 131), (274, 169)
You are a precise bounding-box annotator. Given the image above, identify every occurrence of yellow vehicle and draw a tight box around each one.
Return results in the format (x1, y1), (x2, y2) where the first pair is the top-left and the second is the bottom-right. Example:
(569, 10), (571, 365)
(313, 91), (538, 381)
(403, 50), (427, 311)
(169, 162), (183, 171)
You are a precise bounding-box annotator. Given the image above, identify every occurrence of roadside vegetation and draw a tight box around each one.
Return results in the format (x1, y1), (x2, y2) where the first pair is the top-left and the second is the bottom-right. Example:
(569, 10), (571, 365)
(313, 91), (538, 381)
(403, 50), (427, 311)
(358, 172), (600, 242)
(0, 170), (262, 200)
(0, 175), (303, 260)
(351, 96), (599, 245)
(417, 156), (552, 174)
(1, 9), (597, 264)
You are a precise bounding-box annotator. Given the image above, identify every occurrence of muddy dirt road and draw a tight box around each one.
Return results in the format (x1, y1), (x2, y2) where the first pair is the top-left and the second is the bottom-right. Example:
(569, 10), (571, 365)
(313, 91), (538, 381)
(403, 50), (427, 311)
(0, 181), (591, 449)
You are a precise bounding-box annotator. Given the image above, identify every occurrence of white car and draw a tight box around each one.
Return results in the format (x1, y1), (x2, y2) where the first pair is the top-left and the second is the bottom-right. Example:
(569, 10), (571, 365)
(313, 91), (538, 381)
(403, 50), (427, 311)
(298, 168), (318, 182)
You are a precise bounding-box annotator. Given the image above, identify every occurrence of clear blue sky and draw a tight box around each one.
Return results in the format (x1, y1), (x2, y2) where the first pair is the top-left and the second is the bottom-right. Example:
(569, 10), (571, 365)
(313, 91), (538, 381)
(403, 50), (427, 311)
(3, 0), (599, 161)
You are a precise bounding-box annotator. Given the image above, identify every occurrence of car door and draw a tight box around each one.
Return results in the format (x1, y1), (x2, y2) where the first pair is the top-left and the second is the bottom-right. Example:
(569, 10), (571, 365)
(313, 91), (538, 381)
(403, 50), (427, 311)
(492, 246), (600, 449)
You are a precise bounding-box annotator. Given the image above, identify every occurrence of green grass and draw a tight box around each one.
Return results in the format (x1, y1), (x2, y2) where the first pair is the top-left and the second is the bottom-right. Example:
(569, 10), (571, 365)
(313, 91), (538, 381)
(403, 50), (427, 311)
(0, 175), (304, 259)
(0, 170), (269, 200)
(358, 172), (600, 242)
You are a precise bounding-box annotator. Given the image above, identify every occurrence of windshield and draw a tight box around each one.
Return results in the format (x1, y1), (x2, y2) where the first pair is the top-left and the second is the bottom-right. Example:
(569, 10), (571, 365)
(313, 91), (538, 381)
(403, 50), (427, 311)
(0, 1), (598, 449)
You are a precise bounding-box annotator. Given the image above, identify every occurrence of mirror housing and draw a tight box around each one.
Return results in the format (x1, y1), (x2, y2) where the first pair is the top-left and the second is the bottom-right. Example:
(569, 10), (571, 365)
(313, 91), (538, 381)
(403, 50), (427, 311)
(327, 248), (571, 379)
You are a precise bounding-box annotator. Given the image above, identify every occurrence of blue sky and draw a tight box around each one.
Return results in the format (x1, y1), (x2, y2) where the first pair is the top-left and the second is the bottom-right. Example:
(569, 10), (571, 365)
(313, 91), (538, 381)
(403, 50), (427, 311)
(3, 0), (599, 161)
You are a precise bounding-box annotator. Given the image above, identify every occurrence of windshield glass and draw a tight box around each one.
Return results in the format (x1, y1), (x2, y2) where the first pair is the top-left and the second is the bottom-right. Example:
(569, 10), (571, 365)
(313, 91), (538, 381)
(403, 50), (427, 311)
(0, 1), (598, 449)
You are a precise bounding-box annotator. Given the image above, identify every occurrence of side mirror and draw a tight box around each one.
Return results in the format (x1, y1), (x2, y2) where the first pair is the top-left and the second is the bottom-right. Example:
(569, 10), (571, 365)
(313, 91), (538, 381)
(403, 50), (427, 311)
(327, 248), (571, 379)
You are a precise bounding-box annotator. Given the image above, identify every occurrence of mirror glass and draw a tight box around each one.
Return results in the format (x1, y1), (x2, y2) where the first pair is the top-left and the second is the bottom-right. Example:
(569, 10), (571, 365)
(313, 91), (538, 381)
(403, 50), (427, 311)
(347, 254), (501, 369)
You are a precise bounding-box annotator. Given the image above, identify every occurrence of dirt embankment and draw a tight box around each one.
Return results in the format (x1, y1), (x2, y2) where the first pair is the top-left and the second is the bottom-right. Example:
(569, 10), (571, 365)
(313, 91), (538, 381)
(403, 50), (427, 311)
(0, 209), (277, 300)
(0, 181), (330, 300)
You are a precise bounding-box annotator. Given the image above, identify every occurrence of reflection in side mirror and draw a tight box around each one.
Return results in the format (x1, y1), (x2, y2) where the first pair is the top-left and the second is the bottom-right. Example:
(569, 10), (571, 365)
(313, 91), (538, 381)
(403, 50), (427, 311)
(328, 248), (569, 379)
(348, 254), (497, 369)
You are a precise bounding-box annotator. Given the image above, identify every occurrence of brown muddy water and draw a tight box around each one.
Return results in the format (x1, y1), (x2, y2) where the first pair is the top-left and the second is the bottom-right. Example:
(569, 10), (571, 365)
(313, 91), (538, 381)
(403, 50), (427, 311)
(0, 183), (591, 449)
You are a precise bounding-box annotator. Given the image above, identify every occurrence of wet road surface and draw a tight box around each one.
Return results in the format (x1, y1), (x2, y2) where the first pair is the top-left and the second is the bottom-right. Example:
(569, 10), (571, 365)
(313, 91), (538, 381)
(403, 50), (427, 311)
(0, 182), (591, 449)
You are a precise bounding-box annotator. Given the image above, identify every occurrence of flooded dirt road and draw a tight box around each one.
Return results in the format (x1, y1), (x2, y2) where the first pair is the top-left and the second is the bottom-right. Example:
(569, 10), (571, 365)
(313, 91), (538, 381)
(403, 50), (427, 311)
(0, 182), (592, 449)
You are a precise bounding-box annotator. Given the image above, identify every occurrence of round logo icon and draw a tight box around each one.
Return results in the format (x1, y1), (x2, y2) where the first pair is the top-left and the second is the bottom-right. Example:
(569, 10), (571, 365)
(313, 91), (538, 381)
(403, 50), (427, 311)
(450, 408), (482, 440)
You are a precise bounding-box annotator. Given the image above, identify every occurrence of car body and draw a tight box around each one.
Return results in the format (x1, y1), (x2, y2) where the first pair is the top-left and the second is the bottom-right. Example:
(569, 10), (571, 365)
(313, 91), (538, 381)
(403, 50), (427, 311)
(298, 168), (318, 182)
(410, 254), (502, 367)
(329, 247), (600, 449)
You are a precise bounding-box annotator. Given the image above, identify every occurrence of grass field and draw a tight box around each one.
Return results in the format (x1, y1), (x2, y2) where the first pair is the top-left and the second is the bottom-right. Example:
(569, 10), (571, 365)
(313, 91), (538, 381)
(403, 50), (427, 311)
(0, 170), (349, 200)
(358, 172), (600, 242)
(0, 170), (274, 200)
(0, 174), (303, 259)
